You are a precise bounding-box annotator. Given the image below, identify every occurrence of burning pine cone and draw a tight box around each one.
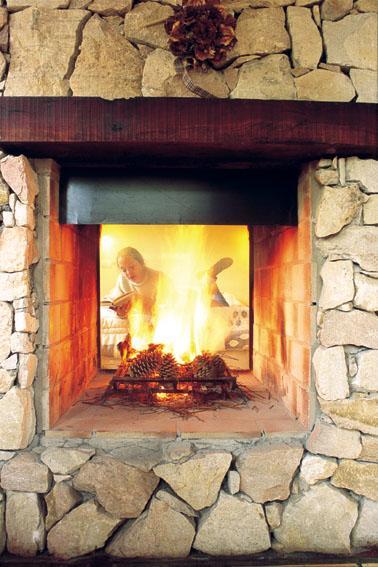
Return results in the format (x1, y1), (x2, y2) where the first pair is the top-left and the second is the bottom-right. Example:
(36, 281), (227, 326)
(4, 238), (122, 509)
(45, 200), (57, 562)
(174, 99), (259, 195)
(165, 0), (236, 67)
(192, 352), (229, 379)
(159, 353), (179, 381)
(128, 348), (163, 380)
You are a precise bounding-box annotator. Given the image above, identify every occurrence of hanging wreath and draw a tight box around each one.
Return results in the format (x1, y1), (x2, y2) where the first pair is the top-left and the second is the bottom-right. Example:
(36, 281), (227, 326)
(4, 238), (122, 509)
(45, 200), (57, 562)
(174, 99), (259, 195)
(164, 0), (237, 69)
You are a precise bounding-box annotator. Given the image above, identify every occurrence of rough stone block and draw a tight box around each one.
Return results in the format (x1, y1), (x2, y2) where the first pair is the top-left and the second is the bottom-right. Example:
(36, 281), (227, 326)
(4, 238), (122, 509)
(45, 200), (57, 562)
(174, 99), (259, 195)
(10, 332), (34, 354)
(6, 491), (45, 557)
(321, 0), (353, 20)
(0, 271), (30, 301)
(315, 184), (365, 237)
(0, 301), (12, 363)
(319, 259), (354, 309)
(364, 194), (378, 224)
(232, 7), (290, 56)
(45, 481), (82, 531)
(320, 397), (378, 436)
(313, 346), (349, 400)
(287, 6), (322, 68)
(231, 54), (296, 99)
(0, 155), (38, 206)
(265, 501), (283, 529)
(317, 225), (378, 271)
(320, 309), (378, 349)
(299, 453), (337, 484)
(346, 157), (378, 193)
(0, 386), (36, 450)
(0, 227), (37, 272)
(331, 459), (378, 500)
(41, 447), (95, 474)
(15, 311), (39, 334)
(14, 201), (35, 229)
(124, 2), (173, 49)
(306, 420), (362, 458)
(18, 353), (38, 388)
(358, 434), (378, 462)
(352, 498), (378, 549)
(350, 69), (378, 103)
(0, 368), (15, 393)
(1, 452), (51, 493)
(295, 68), (355, 101)
(88, 0), (132, 15)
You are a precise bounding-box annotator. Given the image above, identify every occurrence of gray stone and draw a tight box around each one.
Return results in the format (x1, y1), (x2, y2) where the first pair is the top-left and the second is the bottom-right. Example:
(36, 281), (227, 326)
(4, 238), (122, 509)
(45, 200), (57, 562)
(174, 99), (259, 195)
(110, 444), (162, 472)
(350, 68), (378, 103)
(317, 225), (378, 271)
(1, 452), (51, 492)
(6, 491), (45, 557)
(358, 434), (378, 462)
(364, 194), (378, 224)
(73, 456), (159, 518)
(236, 442), (303, 503)
(106, 498), (195, 558)
(320, 309), (378, 350)
(124, 2), (173, 49)
(355, 273), (378, 312)
(287, 7), (322, 68)
(346, 157), (378, 193)
(88, 0), (132, 15)
(0, 387), (35, 450)
(231, 54), (296, 99)
(0, 271), (30, 301)
(7, 0), (70, 9)
(47, 499), (121, 560)
(232, 7), (290, 56)
(313, 346), (349, 400)
(155, 488), (198, 517)
(315, 184), (365, 237)
(154, 451), (232, 511)
(319, 260), (354, 309)
(265, 501), (283, 529)
(352, 498), (378, 548)
(163, 439), (194, 462)
(1, 354), (17, 370)
(0, 450), (15, 461)
(323, 14), (377, 70)
(320, 397), (378, 435)
(45, 481), (82, 531)
(227, 470), (240, 494)
(306, 420), (362, 458)
(193, 491), (270, 556)
(0, 302), (12, 363)
(321, 0), (353, 19)
(295, 68), (355, 101)
(0, 227), (37, 273)
(0, 368), (15, 393)
(299, 453), (338, 484)
(41, 447), (95, 474)
(18, 353), (38, 388)
(5, 8), (90, 96)
(331, 459), (378, 500)
(70, 15), (143, 100)
(273, 483), (358, 553)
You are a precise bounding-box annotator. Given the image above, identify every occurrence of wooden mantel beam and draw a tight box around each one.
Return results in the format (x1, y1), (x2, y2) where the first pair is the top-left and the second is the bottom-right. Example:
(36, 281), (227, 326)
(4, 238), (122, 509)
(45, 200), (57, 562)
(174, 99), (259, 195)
(0, 97), (376, 167)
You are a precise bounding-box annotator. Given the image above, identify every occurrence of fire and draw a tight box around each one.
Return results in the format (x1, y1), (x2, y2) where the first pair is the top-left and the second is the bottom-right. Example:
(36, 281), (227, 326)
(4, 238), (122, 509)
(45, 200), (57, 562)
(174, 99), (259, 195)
(126, 226), (229, 363)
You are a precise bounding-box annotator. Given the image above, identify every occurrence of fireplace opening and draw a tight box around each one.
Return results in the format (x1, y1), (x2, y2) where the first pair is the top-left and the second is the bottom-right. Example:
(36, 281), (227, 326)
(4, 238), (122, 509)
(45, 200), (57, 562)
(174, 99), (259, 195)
(37, 166), (313, 437)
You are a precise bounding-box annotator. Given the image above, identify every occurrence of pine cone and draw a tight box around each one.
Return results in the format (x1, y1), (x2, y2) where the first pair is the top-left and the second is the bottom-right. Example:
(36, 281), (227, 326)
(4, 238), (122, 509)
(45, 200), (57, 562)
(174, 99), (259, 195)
(129, 349), (162, 379)
(160, 353), (179, 381)
(212, 354), (228, 377)
(193, 352), (216, 380)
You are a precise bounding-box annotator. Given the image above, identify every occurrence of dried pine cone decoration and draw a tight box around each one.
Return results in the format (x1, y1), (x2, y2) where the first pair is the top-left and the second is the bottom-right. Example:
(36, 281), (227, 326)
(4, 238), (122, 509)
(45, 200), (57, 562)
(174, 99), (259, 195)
(165, 0), (236, 67)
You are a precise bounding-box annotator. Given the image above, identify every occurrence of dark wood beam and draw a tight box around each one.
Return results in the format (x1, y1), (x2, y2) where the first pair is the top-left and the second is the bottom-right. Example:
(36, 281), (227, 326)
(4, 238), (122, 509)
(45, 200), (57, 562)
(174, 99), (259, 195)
(0, 97), (376, 167)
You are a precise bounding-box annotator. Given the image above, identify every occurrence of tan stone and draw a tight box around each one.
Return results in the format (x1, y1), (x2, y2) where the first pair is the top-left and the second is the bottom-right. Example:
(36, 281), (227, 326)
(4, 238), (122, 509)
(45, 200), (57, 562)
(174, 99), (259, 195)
(15, 311), (39, 334)
(73, 456), (159, 518)
(306, 420), (362, 458)
(0, 301), (12, 363)
(296, 68), (355, 101)
(5, 8), (90, 96)
(364, 194), (378, 223)
(323, 14), (377, 70)
(320, 397), (378, 435)
(0, 387), (35, 450)
(321, 0), (353, 19)
(355, 0), (378, 11)
(0, 52), (6, 82)
(6, 491), (45, 557)
(0, 368), (15, 393)
(273, 483), (358, 553)
(7, 0), (70, 9)
(299, 453), (338, 484)
(14, 201), (35, 229)
(88, 0), (132, 15)
(2, 211), (15, 228)
(331, 459), (378, 500)
(350, 69), (378, 103)
(41, 447), (95, 474)
(317, 225), (378, 271)
(346, 157), (378, 193)
(45, 481), (82, 531)
(155, 489), (198, 517)
(48, 499), (121, 560)
(0, 227), (37, 272)
(0, 177), (9, 207)
(10, 332), (34, 354)
(1, 353), (17, 370)
(0, 271), (30, 301)
(319, 260), (354, 309)
(124, 2), (173, 49)
(0, 24), (8, 52)
(110, 443), (163, 472)
(320, 309), (378, 350)
(231, 54), (296, 99)
(106, 498), (195, 558)
(352, 498), (378, 548)
(315, 167), (339, 185)
(0, 8), (8, 30)
(232, 8), (290, 56)
(316, 184), (364, 237)
(193, 491), (270, 556)
(18, 353), (38, 388)
(142, 48), (175, 96)
(70, 15), (143, 99)
(165, 66), (230, 98)
(287, 7), (322, 68)
(0, 155), (39, 207)
(1, 452), (51, 493)
(163, 439), (194, 462)
(236, 442), (303, 503)
(359, 434), (378, 462)
(265, 501), (282, 529)
(70, 0), (91, 7)
(313, 346), (349, 400)
(0, 450), (15, 461)
(354, 273), (378, 312)
(154, 452), (232, 510)
(227, 470), (240, 494)
(0, 492), (4, 555)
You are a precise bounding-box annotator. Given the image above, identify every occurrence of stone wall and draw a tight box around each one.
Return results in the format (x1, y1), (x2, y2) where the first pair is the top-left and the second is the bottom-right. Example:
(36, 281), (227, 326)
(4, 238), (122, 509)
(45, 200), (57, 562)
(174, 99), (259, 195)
(0, 150), (377, 559)
(0, 0), (376, 102)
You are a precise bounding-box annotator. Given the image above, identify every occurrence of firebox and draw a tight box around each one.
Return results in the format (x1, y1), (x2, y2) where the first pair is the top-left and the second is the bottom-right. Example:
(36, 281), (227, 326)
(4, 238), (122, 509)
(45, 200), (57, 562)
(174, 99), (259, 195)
(36, 164), (313, 437)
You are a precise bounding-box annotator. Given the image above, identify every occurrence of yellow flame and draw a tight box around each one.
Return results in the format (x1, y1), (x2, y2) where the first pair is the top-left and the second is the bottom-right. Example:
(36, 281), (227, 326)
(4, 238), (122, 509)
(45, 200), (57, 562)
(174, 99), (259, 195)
(126, 226), (229, 363)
